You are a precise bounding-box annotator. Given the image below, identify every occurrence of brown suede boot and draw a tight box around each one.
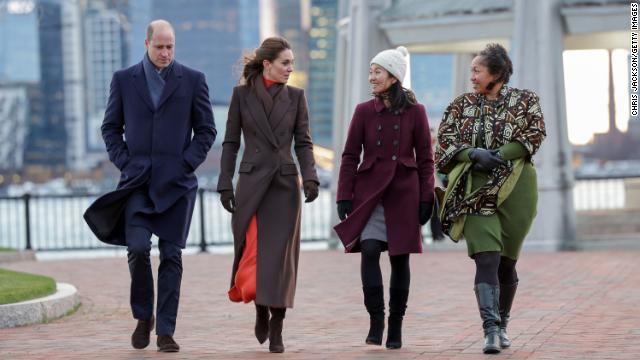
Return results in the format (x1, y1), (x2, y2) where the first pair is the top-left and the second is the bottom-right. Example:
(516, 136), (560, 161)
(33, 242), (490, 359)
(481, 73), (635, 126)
(131, 316), (154, 349)
(255, 304), (270, 344)
(157, 335), (180, 352)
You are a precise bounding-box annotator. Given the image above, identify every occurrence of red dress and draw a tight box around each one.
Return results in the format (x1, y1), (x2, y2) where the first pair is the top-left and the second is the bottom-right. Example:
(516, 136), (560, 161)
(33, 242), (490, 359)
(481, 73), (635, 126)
(228, 76), (278, 303)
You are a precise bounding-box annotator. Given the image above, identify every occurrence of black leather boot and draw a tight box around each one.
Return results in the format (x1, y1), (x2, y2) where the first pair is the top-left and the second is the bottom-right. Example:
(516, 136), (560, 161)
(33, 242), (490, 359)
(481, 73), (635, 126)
(255, 303), (269, 344)
(499, 282), (518, 348)
(363, 286), (385, 345)
(386, 288), (409, 349)
(474, 283), (501, 354)
(268, 307), (286, 353)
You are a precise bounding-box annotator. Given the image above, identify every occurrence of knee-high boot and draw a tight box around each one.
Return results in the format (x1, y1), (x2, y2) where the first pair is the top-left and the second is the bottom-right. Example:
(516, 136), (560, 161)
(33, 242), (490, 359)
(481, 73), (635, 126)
(474, 283), (501, 354)
(499, 282), (518, 348)
(363, 286), (385, 345)
(386, 288), (409, 349)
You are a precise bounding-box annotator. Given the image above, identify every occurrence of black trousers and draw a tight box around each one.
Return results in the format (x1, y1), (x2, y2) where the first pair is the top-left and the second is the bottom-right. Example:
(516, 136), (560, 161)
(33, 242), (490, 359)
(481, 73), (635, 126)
(125, 189), (183, 336)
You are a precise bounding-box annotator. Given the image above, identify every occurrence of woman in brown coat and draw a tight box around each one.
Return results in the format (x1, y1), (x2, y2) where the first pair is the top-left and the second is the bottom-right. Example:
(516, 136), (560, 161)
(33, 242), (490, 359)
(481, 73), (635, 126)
(334, 46), (435, 349)
(217, 37), (319, 353)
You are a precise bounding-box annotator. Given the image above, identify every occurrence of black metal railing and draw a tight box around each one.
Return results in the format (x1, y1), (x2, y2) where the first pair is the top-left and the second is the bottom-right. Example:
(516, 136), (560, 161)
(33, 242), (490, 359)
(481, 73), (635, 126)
(0, 188), (332, 251)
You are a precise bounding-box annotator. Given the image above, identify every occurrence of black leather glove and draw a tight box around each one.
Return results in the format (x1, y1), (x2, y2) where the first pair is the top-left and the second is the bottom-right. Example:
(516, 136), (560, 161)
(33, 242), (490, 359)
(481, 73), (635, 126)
(469, 148), (506, 171)
(219, 190), (236, 213)
(472, 162), (490, 173)
(303, 180), (319, 203)
(419, 201), (433, 226)
(337, 200), (353, 221)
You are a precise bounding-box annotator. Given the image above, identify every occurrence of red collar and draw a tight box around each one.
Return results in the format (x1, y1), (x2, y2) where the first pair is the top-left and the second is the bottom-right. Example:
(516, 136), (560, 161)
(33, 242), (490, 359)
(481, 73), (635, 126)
(262, 76), (277, 89)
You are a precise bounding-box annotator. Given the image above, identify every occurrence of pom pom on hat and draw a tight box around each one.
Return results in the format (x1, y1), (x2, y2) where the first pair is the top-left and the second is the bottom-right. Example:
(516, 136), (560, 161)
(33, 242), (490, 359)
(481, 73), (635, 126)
(370, 46), (410, 83)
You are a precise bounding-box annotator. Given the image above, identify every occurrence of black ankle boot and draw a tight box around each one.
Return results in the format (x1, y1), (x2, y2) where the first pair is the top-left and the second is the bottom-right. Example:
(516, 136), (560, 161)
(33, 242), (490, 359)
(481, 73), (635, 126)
(255, 304), (269, 344)
(474, 283), (501, 354)
(268, 307), (286, 353)
(386, 288), (409, 349)
(499, 282), (517, 348)
(362, 286), (385, 345)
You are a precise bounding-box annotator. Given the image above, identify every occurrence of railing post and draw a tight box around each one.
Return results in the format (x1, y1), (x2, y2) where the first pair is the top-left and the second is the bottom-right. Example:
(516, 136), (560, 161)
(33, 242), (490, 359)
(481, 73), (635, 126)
(23, 193), (32, 250)
(198, 188), (207, 253)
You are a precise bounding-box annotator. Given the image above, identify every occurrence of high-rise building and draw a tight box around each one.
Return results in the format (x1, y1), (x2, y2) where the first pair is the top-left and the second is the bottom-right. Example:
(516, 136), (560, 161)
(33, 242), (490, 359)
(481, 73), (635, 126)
(125, 0), (152, 66)
(0, 84), (34, 170)
(26, 0), (67, 169)
(27, 0), (86, 171)
(0, 0), (40, 83)
(152, 0), (261, 104)
(84, 1), (126, 158)
(307, 0), (337, 148)
(274, 0), (310, 89)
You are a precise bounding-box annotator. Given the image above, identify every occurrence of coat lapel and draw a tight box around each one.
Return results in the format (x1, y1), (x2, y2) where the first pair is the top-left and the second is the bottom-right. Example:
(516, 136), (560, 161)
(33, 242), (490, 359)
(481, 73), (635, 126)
(246, 89), (279, 149)
(131, 63), (155, 112)
(156, 62), (183, 109)
(268, 85), (291, 131)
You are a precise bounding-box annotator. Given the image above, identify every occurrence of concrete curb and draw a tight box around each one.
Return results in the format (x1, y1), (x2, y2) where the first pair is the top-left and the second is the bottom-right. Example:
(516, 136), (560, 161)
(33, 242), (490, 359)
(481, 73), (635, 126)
(0, 283), (80, 329)
(0, 251), (36, 264)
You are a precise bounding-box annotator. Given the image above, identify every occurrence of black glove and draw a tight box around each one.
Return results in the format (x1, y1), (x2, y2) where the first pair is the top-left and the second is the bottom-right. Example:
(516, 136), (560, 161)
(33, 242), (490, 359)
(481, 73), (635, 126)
(419, 201), (433, 226)
(219, 190), (236, 213)
(337, 200), (353, 221)
(469, 148), (506, 171)
(303, 180), (319, 203)
(472, 162), (490, 173)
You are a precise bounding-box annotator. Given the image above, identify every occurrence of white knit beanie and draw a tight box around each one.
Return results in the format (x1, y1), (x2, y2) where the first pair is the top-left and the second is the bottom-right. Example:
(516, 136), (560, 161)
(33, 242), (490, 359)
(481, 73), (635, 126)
(370, 46), (409, 84)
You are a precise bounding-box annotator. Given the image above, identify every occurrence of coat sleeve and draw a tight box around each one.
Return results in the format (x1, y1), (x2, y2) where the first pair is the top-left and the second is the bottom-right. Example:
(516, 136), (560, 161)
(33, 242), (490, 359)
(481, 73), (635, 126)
(434, 96), (472, 174)
(217, 87), (242, 192)
(336, 104), (364, 201)
(101, 72), (129, 170)
(413, 104), (435, 203)
(183, 72), (217, 171)
(512, 91), (547, 157)
(293, 89), (319, 184)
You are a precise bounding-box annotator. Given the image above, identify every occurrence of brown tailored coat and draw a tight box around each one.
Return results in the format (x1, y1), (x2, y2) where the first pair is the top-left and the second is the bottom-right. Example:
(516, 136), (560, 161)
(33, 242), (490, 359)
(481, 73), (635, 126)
(217, 79), (318, 308)
(334, 98), (435, 255)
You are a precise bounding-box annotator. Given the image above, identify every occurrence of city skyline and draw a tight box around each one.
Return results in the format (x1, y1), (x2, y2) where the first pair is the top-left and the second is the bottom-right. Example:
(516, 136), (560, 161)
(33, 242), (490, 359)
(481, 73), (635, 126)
(0, 0), (636, 178)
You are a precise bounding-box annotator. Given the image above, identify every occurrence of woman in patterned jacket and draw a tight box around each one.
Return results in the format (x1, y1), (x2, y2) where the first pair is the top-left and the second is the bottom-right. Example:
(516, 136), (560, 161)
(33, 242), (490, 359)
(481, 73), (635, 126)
(435, 43), (546, 354)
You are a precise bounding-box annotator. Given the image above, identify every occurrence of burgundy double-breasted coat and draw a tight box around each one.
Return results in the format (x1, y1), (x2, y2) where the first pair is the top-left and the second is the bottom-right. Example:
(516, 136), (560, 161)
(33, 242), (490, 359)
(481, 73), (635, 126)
(334, 97), (435, 255)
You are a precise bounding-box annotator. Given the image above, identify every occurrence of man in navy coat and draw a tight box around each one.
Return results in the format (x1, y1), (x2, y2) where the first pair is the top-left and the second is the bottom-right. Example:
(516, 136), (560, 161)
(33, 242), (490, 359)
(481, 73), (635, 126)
(84, 20), (216, 352)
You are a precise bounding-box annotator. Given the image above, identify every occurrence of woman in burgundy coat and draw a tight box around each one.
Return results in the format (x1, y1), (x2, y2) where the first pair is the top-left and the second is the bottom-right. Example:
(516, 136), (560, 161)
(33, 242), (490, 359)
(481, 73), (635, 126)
(334, 46), (435, 349)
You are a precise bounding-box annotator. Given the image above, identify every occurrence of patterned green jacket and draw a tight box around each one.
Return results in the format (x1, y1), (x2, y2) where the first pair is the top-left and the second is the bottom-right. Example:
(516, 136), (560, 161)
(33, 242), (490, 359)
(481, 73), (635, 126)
(434, 85), (546, 240)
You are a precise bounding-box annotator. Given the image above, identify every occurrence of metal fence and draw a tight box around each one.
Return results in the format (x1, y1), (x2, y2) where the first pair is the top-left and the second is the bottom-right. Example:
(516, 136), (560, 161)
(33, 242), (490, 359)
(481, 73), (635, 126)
(2, 175), (637, 251)
(0, 188), (332, 251)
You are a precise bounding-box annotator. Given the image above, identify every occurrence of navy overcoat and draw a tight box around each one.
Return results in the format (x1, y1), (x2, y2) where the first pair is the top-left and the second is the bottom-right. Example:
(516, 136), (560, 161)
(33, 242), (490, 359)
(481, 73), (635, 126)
(84, 60), (216, 247)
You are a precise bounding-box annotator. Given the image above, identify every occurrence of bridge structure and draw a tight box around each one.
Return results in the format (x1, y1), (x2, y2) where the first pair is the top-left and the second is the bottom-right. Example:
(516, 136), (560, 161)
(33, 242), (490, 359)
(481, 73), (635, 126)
(330, 0), (631, 249)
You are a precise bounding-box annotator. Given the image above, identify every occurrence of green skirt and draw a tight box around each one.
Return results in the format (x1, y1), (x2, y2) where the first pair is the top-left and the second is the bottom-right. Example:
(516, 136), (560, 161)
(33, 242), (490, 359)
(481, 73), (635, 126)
(463, 163), (538, 260)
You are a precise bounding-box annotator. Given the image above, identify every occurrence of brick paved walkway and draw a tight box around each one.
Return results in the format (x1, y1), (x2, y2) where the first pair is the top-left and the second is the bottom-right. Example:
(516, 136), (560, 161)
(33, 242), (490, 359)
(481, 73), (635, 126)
(1, 249), (639, 359)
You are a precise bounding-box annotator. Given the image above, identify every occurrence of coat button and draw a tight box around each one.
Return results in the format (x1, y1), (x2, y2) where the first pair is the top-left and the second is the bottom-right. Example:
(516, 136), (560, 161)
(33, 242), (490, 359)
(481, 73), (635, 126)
(393, 124), (399, 130)
(376, 140), (382, 146)
(393, 140), (399, 146)
(377, 124), (382, 131)
(255, 148), (259, 153)
(392, 155), (397, 161)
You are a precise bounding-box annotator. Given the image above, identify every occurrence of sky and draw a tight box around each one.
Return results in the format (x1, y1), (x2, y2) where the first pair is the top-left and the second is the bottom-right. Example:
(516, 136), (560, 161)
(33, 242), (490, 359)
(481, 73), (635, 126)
(563, 49), (632, 145)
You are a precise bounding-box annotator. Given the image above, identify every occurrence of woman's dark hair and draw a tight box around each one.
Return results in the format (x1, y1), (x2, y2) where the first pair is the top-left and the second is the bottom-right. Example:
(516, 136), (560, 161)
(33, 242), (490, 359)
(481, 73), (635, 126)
(478, 43), (513, 91)
(240, 37), (291, 86)
(377, 81), (417, 114)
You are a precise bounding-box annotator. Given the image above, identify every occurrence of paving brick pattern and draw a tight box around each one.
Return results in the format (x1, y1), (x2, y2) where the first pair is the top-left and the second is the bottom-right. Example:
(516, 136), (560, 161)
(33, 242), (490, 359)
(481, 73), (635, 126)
(1, 249), (639, 359)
